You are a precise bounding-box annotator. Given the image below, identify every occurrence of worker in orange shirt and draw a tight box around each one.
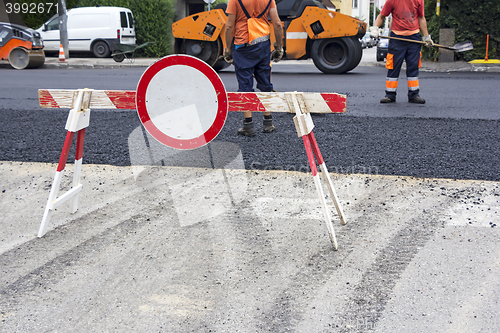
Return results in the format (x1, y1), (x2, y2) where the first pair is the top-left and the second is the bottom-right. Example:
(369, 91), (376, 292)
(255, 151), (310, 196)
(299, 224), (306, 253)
(224, 0), (283, 136)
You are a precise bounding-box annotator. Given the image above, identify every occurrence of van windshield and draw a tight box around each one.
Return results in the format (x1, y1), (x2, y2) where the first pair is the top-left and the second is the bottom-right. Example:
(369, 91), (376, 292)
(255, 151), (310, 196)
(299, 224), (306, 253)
(44, 15), (59, 31)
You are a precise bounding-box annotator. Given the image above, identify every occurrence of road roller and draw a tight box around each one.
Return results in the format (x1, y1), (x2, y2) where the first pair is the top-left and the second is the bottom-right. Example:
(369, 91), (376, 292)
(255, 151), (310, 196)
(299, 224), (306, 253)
(172, 0), (366, 74)
(0, 22), (45, 70)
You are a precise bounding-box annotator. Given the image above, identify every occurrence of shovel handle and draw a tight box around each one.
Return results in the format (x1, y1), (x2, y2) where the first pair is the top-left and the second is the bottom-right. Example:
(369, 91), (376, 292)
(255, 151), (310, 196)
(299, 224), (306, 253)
(384, 35), (455, 50)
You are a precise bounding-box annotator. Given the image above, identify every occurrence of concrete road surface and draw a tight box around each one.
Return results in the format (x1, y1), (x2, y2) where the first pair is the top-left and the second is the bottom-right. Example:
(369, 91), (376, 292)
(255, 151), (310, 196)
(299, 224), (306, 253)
(1, 159), (499, 332)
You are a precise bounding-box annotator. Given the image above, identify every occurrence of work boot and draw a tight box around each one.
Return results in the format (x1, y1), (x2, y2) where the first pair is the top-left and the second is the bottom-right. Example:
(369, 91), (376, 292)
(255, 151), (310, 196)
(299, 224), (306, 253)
(409, 96), (426, 104)
(237, 121), (256, 137)
(380, 96), (396, 103)
(263, 118), (275, 133)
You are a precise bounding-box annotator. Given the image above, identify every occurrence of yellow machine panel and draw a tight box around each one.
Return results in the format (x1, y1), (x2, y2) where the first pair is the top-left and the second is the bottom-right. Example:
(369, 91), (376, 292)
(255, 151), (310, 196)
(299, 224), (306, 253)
(300, 7), (366, 39)
(171, 1), (367, 74)
(172, 9), (227, 43)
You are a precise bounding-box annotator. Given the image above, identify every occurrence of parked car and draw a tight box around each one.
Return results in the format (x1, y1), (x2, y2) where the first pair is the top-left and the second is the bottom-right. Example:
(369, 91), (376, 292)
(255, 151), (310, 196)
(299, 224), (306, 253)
(376, 28), (390, 61)
(359, 32), (376, 49)
(36, 6), (136, 58)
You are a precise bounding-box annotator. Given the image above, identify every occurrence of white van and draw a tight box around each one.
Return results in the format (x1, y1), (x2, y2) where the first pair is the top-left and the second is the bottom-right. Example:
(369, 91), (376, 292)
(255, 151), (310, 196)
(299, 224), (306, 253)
(36, 6), (136, 58)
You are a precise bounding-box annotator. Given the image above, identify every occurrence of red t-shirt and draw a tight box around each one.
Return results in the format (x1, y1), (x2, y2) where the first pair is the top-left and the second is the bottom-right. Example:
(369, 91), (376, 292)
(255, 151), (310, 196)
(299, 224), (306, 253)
(227, 0), (276, 45)
(381, 0), (424, 34)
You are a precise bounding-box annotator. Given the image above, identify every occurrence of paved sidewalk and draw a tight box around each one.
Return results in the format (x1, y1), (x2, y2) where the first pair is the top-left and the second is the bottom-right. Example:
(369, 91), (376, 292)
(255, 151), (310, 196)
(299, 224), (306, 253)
(8, 46), (496, 73)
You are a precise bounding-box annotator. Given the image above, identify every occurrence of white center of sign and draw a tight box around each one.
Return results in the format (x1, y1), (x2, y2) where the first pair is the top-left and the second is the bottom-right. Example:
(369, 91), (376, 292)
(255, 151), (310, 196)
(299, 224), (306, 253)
(145, 65), (218, 141)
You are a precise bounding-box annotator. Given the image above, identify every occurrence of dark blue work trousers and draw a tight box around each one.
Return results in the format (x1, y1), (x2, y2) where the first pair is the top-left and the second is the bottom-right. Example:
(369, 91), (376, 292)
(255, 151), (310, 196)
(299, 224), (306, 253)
(385, 32), (422, 100)
(232, 40), (273, 92)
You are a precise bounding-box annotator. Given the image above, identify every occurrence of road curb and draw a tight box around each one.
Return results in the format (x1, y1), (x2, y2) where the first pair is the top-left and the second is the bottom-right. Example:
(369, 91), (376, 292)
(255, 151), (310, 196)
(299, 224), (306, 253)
(373, 60), (500, 73)
(3, 56), (500, 72)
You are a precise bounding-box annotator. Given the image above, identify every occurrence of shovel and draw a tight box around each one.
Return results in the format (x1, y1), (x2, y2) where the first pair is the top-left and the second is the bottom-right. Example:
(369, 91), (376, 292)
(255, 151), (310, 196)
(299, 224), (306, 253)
(384, 35), (474, 52)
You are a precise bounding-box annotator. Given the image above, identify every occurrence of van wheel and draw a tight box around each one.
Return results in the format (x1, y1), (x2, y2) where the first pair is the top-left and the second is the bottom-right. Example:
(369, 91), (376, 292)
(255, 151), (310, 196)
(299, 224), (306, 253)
(93, 41), (110, 58)
(311, 38), (353, 74)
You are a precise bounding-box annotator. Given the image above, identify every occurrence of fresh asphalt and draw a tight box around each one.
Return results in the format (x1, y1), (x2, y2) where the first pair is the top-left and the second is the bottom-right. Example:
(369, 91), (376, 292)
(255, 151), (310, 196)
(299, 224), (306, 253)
(1, 48), (500, 332)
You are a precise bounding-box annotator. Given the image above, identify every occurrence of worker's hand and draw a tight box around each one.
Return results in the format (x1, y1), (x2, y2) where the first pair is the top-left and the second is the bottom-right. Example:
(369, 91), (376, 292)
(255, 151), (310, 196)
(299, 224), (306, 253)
(224, 48), (233, 64)
(271, 43), (283, 63)
(369, 26), (379, 38)
(423, 35), (434, 48)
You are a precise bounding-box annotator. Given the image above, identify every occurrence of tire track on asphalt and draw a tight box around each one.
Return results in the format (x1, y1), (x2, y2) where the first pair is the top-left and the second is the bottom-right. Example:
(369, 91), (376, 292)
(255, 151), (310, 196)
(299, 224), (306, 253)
(254, 176), (452, 332)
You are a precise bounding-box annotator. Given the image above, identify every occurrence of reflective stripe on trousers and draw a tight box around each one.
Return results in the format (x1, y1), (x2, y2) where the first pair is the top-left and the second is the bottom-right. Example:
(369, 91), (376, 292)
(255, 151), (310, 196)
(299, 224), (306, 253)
(407, 77), (419, 91)
(385, 77), (398, 92)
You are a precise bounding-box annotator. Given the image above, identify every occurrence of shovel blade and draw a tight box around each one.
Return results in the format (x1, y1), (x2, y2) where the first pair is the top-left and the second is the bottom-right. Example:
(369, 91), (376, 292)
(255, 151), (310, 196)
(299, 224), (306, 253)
(453, 41), (474, 52)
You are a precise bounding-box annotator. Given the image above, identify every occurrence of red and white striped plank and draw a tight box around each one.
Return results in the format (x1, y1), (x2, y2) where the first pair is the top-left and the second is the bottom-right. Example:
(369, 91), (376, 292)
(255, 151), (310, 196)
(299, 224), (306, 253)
(226, 92), (346, 113)
(38, 89), (137, 110)
(38, 89), (346, 113)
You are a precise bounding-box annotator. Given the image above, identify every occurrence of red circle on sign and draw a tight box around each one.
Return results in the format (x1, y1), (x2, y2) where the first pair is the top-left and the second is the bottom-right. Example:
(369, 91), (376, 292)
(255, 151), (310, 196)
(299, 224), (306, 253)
(136, 55), (228, 150)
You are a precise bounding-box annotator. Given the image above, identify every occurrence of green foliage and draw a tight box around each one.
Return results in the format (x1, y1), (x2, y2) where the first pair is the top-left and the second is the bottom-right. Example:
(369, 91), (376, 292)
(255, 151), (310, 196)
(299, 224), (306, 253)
(127, 0), (174, 57)
(76, 0), (130, 6)
(423, 0), (500, 61)
(213, 0), (228, 6)
(15, 0), (174, 57)
(76, 0), (174, 57)
(421, 14), (440, 61)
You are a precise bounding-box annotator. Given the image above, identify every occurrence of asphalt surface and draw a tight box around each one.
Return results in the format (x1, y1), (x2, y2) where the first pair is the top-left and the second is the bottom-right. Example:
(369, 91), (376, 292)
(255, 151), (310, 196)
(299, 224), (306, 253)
(1, 48), (500, 332)
(1, 50), (499, 181)
(2, 106), (499, 181)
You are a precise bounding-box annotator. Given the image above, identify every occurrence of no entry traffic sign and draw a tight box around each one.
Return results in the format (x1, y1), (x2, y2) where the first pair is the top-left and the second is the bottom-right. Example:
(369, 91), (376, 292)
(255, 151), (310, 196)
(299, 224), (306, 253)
(136, 55), (228, 150)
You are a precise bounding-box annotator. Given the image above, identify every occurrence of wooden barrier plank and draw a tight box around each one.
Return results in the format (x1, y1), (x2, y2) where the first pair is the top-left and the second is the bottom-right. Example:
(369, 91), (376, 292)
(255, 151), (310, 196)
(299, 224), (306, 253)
(38, 89), (346, 113)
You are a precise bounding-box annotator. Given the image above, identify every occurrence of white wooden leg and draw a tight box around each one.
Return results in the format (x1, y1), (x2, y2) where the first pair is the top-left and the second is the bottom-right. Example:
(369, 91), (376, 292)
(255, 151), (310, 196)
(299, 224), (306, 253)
(38, 170), (64, 237)
(312, 174), (338, 250)
(319, 163), (347, 225)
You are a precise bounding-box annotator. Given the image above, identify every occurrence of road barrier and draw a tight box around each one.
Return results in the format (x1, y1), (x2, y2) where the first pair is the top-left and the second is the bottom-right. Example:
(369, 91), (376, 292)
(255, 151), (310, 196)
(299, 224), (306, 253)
(37, 55), (348, 250)
(39, 90), (346, 113)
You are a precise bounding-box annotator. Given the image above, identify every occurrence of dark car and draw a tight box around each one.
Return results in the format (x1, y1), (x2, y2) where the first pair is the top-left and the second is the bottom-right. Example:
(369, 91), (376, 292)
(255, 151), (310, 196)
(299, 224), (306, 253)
(376, 28), (390, 62)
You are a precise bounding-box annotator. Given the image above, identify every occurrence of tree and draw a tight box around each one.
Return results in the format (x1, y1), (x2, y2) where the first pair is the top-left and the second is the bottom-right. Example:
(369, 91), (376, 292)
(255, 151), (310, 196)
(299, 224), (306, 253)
(423, 0), (500, 61)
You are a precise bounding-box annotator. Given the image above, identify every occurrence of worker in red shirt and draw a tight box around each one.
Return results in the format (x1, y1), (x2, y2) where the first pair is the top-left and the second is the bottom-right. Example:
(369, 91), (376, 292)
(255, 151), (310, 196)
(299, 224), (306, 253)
(370, 0), (433, 104)
(224, 0), (283, 136)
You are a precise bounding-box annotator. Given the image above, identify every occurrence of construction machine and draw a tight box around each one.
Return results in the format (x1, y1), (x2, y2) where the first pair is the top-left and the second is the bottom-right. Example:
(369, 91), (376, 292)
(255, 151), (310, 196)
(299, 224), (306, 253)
(0, 22), (45, 70)
(172, 0), (366, 74)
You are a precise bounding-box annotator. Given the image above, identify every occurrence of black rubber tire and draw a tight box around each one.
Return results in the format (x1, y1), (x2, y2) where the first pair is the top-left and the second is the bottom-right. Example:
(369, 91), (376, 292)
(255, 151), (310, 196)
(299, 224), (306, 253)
(345, 37), (363, 72)
(113, 53), (125, 62)
(25, 50), (45, 69)
(92, 41), (111, 58)
(213, 58), (230, 72)
(311, 38), (354, 74)
(213, 3), (227, 15)
(177, 38), (222, 68)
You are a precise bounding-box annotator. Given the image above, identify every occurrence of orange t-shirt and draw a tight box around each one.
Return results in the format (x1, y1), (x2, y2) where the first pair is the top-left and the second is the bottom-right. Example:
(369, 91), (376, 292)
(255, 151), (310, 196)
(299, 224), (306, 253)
(226, 0), (276, 45)
(381, 0), (424, 35)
